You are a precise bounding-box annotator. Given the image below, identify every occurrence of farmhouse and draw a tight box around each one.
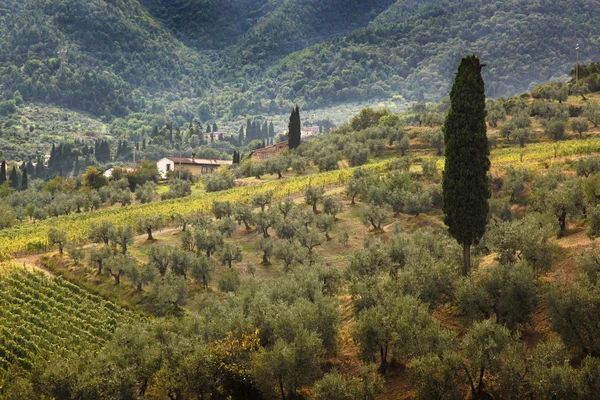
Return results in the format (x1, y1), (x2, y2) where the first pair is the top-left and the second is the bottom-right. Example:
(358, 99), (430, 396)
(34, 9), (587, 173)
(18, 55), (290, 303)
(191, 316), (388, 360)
(157, 156), (233, 179)
(248, 142), (288, 160)
(301, 126), (320, 139)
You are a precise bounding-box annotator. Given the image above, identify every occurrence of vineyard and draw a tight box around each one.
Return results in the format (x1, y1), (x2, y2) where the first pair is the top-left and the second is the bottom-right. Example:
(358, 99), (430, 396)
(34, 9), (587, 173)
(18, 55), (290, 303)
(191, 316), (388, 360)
(0, 263), (137, 371)
(0, 160), (393, 256)
(491, 136), (600, 167)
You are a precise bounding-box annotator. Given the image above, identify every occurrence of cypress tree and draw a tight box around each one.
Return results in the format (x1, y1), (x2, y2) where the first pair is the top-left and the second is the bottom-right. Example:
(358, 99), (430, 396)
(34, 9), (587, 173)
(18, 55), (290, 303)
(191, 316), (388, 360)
(269, 122), (275, 139)
(442, 55), (490, 276)
(9, 166), (19, 189)
(35, 157), (45, 179)
(246, 119), (252, 140)
(0, 160), (6, 184)
(26, 160), (34, 177)
(239, 125), (245, 142)
(206, 123), (212, 133)
(288, 105), (301, 149)
(213, 122), (218, 132)
(21, 169), (28, 190)
(262, 121), (268, 139)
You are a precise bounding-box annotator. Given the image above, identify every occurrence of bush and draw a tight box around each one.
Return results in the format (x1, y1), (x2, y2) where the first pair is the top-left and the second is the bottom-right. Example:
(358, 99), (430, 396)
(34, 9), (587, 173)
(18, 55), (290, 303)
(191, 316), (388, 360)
(218, 268), (241, 293)
(161, 179), (192, 200)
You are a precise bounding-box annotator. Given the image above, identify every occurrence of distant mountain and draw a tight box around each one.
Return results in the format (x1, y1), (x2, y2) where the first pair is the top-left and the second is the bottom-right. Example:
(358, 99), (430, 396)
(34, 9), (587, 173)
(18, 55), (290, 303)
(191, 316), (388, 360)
(263, 0), (600, 107)
(1, 0), (599, 121)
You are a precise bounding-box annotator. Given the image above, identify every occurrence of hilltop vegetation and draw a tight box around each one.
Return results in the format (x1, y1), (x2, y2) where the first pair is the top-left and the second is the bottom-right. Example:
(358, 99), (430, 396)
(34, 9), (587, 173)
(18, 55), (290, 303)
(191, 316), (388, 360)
(1, 0), (599, 126)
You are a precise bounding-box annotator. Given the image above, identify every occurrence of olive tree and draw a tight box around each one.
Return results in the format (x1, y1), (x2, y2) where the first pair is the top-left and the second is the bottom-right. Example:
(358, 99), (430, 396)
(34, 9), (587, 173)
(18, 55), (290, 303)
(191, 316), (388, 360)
(136, 214), (164, 241)
(48, 227), (67, 255)
(305, 185), (325, 213)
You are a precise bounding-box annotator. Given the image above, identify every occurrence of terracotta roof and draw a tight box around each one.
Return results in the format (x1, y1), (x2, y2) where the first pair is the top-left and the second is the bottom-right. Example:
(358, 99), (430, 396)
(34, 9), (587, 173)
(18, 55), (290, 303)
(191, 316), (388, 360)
(166, 157), (233, 166)
(249, 142), (288, 154)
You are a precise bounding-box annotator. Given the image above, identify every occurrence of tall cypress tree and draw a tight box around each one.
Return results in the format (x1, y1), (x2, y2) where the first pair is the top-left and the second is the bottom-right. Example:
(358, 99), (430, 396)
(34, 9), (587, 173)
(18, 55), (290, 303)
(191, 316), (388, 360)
(442, 55), (490, 276)
(20, 169), (28, 190)
(239, 126), (245, 142)
(288, 105), (301, 149)
(35, 157), (45, 180)
(262, 121), (268, 140)
(0, 160), (6, 184)
(9, 165), (19, 189)
(269, 122), (275, 139)
(246, 119), (252, 141)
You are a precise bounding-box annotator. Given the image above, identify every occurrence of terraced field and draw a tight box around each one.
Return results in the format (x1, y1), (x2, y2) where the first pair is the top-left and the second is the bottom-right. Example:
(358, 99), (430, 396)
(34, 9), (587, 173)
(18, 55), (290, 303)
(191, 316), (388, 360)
(0, 263), (137, 370)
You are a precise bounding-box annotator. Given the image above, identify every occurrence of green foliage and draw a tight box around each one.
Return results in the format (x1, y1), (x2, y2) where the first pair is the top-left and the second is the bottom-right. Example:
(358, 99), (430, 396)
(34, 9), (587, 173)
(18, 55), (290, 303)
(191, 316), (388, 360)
(454, 262), (538, 328)
(251, 329), (323, 399)
(545, 118), (567, 141)
(353, 293), (452, 374)
(47, 227), (67, 254)
(217, 268), (241, 293)
(314, 367), (383, 400)
(161, 179), (192, 200)
(548, 274), (600, 356)
(442, 56), (490, 274)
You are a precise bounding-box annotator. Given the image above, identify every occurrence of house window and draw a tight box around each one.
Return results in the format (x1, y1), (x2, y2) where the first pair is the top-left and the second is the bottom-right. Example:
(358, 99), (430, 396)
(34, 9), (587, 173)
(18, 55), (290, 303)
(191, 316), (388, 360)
(166, 164), (171, 171)
(202, 167), (207, 174)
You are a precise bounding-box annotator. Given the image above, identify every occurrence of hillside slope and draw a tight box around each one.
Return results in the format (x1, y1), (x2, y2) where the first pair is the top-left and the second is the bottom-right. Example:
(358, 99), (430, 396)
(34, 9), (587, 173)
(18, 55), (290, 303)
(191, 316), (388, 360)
(263, 0), (600, 107)
(1, 0), (599, 121)
(0, 0), (210, 119)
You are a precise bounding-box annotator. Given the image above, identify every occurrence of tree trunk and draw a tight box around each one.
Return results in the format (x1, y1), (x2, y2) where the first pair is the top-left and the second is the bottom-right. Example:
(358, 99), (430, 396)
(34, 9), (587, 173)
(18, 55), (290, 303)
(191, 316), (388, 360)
(313, 203), (317, 213)
(278, 171), (282, 179)
(244, 221), (251, 230)
(462, 242), (471, 276)
(379, 346), (388, 374)
(559, 208), (567, 234)
(262, 253), (270, 265)
(58, 243), (64, 255)
(278, 377), (286, 400)
(147, 228), (154, 241)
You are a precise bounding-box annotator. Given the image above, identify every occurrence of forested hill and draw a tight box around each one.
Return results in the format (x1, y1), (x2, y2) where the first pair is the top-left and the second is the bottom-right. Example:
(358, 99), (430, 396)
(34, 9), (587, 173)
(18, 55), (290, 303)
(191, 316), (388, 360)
(1, 0), (599, 121)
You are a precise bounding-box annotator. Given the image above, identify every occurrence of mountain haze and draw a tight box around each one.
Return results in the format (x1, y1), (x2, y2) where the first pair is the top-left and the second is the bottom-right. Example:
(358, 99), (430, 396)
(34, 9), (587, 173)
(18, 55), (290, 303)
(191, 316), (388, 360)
(1, 0), (599, 121)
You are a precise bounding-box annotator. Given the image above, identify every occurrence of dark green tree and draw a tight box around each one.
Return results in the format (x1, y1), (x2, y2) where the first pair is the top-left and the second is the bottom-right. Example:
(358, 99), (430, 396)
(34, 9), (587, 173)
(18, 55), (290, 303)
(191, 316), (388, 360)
(0, 160), (6, 184)
(9, 165), (19, 189)
(288, 105), (301, 150)
(442, 55), (490, 275)
(20, 169), (28, 190)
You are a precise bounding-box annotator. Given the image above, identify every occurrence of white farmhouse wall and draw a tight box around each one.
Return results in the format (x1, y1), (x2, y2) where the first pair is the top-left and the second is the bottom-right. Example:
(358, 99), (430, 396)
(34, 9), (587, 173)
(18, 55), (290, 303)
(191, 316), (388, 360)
(157, 158), (175, 179)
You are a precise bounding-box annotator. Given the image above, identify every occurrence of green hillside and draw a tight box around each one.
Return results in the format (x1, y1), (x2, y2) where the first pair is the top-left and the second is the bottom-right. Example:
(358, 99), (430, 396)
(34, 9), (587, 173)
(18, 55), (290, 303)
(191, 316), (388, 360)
(264, 0), (600, 107)
(0, 0), (210, 119)
(1, 0), (599, 124)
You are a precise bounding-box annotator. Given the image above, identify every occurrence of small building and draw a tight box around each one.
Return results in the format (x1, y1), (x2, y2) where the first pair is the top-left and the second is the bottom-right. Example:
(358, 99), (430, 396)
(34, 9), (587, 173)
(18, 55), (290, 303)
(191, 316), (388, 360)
(248, 142), (289, 160)
(157, 157), (233, 179)
(209, 131), (232, 142)
(301, 126), (320, 139)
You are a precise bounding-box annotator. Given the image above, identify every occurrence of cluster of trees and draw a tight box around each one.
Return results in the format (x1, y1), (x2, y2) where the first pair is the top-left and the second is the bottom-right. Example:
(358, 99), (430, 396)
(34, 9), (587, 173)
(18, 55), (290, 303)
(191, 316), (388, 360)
(235, 107), (409, 180)
(0, 161), (193, 230)
(346, 163), (441, 231)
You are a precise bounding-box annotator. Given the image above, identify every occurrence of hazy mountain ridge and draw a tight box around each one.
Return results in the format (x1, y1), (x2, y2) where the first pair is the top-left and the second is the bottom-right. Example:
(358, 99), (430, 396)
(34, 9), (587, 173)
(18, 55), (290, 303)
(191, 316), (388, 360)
(1, 0), (599, 121)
